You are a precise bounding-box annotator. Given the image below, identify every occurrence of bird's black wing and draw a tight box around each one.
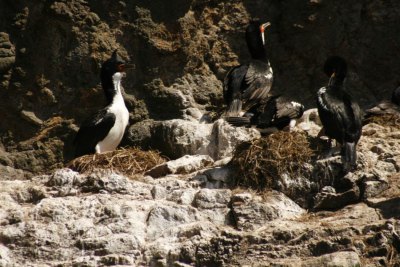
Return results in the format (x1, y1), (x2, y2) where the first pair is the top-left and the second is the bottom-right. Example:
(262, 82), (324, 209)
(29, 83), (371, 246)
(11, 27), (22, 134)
(242, 60), (273, 111)
(275, 97), (304, 120)
(250, 96), (277, 127)
(74, 108), (116, 157)
(224, 64), (249, 116)
(342, 92), (362, 143)
(273, 97), (304, 129)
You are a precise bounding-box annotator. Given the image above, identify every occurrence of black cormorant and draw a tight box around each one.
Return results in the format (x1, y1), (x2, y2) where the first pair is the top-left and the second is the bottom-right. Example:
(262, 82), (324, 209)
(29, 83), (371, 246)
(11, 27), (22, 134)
(317, 56), (363, 172)
(223, 21), (273, 116)
(74, 51), (130, 158)
(226, 95), (304, 132)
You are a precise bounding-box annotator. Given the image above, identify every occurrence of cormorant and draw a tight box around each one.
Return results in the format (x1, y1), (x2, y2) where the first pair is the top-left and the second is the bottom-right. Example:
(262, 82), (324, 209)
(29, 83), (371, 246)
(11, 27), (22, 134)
(74, 51), (130, 158)
(317, 56), (363, 172)
(226, 95), (304, 132)
(223, 21), (273, 116)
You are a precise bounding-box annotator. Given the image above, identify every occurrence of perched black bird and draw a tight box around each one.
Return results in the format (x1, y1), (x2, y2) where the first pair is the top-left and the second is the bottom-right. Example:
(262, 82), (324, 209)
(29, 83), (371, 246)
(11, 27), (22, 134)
(226, 95), (304, 132)
(317, 56), (363, 172)
(74, 51), (130, 158)
(223, 21), (273, 116)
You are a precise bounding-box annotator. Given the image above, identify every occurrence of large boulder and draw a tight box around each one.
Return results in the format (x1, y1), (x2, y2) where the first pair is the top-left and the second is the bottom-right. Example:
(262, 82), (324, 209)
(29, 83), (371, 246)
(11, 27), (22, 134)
(146, 119), (260, 160)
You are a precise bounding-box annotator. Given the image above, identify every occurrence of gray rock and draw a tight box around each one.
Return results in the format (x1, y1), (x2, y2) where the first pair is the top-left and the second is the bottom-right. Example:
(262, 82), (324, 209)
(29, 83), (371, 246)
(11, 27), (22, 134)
(193, 165), (233, 189)
(276, 251), (361, 267)
(151, 119), (212, 159)
(150, 119), (260, 161)
(146, 155), (214, 178)
(232, 191), (305, 231)
(205, 119), (261, 160)
(314, 187), (360, 210)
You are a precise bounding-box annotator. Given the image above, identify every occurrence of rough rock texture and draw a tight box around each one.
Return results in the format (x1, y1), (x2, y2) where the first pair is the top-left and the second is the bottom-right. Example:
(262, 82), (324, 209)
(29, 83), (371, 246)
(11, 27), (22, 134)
(1, 118), (400, 266)
(123, 118), (260, 161)
(1, 0), (400, 266)
(0, 163), (399, 266)
(1, 0), (400, 172)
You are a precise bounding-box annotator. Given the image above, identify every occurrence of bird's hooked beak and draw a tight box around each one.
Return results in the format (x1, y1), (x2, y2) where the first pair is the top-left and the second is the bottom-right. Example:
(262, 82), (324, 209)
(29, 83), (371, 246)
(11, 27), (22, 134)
(260, 22), (271, 45)
(117, 63), (136, 73)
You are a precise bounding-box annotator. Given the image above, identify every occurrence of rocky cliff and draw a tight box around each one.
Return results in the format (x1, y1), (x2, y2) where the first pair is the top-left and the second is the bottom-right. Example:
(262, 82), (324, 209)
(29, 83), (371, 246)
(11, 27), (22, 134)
(0, 0), (400, 266)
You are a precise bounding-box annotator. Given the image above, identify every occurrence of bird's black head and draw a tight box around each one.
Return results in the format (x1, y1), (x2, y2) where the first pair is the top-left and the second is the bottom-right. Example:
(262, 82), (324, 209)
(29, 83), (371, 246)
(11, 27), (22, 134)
(101, 50), (126, 78)
(323, 56), (347, 80)
(100, 50), (126, 104)
(245, 20), (271, 60)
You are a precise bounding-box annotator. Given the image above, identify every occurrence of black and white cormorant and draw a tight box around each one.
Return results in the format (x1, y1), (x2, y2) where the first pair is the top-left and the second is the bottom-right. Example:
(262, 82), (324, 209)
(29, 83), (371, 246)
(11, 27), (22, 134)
(74, 51), (130, 158)
(317, 56), (363, 172)
(223, 20), (273, 116)
(226, 95), (304, 132)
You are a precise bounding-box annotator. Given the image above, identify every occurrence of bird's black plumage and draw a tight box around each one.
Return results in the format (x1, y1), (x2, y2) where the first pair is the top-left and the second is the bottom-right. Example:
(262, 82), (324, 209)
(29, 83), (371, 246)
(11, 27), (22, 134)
(74, 110), (116, 157)
(226, 95), (304, 131)
(317, 56), (362, 172)
(74, 51), (129, 158)
(223, 21), (273, 116)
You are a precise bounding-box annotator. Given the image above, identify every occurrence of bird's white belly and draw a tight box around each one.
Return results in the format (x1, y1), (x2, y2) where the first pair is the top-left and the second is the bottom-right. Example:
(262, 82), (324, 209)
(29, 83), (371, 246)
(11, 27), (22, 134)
(96, 104), (129, 153)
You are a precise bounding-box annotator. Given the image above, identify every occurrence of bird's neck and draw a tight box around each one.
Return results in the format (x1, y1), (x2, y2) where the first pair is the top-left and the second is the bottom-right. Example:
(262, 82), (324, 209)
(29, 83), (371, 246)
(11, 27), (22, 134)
(101, 75), (125, 106)
(249, 46), (267, 61)
(246, 34), (267, 61)
(328, 76), (345, 88)
(110, 78), (124, 106)
(101, 76), (115, 105)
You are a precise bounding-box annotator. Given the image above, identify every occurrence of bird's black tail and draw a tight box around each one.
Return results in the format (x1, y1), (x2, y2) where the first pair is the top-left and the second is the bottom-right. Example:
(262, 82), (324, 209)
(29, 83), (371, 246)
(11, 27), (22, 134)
(225, 116), (251, 127)
(341, 142), (357, 172)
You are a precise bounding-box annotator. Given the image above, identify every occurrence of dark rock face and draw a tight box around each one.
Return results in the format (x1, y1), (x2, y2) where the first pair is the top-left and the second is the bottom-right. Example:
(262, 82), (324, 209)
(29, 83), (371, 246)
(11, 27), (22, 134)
(0, 2), (400, 171)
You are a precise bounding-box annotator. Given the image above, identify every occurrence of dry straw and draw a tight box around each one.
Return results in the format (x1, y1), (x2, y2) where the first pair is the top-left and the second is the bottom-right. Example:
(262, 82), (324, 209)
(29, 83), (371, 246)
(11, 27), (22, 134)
(68, 147), (166, 177)
(230, 131), (316, 190)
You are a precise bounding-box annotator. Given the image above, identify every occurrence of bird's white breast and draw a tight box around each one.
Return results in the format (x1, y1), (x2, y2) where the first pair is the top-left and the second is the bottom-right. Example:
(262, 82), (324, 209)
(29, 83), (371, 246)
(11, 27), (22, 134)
(96, 76), (129, 153)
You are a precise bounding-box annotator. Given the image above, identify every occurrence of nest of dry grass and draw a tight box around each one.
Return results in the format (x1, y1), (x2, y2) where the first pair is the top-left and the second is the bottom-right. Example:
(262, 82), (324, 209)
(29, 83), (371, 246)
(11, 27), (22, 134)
(230, 131), (315, 190)
(68, 147), (166, 177)
(364, 113), (400, 128)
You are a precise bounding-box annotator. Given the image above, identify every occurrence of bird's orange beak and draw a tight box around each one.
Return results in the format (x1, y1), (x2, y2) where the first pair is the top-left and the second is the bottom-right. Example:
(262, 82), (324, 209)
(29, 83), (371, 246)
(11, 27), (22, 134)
(260, 22), (271, 45)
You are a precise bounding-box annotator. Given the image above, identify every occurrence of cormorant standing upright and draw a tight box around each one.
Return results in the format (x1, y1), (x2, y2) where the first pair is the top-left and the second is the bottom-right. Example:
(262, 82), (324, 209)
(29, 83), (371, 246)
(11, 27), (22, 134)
(74, 51), (130, 158)
(317, 56), (362, 172)
(223, 21), (273, 116)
